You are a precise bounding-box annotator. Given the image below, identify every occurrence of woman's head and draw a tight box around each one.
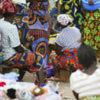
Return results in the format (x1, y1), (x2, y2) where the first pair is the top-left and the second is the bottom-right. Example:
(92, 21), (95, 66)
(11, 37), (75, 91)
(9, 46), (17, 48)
(57, 14), (73, 26)
(0, 0), (16, 21)
(78, 44), (97, 70)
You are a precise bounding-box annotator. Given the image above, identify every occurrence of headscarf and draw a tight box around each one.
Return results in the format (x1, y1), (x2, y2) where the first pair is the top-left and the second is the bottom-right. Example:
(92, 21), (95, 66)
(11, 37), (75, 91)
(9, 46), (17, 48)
(55, 26), (82, 51)
(57, 14), (73, 26)
(0, 0), (16, 14)
(12, 0), (26, 4)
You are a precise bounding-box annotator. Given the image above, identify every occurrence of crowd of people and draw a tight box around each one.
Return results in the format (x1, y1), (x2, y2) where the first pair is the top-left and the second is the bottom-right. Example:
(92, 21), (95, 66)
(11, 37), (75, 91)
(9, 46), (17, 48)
(0, 0), (100, 100)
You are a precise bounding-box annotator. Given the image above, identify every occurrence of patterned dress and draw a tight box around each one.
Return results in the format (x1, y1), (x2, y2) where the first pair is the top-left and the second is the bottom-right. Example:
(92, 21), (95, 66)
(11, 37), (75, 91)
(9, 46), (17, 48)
(60, 0), (83, 29)
(15, 1), (50, 70)
(81, 9), (100, 50)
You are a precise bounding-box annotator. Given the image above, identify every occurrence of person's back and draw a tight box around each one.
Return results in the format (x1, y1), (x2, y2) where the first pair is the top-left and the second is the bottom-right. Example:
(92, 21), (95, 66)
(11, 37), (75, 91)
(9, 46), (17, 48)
(0, 19), (20, 61)
(70, 44), (100, 100)
(56, 26), (82, 51)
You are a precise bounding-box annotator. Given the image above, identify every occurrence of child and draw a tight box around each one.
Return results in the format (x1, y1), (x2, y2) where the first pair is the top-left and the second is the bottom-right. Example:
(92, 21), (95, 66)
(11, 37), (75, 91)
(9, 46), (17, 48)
(70, 44), (99, 100)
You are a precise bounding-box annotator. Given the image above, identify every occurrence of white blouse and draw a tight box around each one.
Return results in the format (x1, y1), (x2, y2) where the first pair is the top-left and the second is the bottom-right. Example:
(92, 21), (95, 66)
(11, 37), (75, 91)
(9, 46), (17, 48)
(70, 67), (100, 98)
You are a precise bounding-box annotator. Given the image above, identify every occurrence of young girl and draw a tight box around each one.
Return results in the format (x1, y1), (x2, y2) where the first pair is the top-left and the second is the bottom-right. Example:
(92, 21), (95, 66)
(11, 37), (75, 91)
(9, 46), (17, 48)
(70, 45), (99, 100)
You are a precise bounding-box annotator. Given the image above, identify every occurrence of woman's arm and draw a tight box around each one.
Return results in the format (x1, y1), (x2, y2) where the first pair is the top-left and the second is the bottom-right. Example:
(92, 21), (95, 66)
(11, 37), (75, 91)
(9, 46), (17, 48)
(14, 45), (25, 53)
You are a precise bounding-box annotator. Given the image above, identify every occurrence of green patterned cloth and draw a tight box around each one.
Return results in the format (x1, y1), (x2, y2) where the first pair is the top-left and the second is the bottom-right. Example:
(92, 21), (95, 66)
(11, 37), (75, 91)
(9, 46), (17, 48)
(60, 0), (83, 29)
(81, 96), (100, 100)
(82, 9), (100, 50)
(60, 0), (100, 50)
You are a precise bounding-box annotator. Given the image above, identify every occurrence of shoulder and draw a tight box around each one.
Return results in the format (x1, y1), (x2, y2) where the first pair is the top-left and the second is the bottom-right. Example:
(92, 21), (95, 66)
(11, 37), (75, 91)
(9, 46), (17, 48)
(94, 67), (100, 76)
(68, 26), (80, 32)
(70, 70), (85, 81)
(6, 22), (18, 33)
(0, 20), (16, 30)
(70, 70), (88, 90)
(62, 26), (81, 34)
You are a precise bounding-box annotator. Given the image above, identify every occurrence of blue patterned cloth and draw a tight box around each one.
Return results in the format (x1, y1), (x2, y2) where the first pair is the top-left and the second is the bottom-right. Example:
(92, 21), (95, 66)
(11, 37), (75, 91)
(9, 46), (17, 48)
(82, 0), (100, 11)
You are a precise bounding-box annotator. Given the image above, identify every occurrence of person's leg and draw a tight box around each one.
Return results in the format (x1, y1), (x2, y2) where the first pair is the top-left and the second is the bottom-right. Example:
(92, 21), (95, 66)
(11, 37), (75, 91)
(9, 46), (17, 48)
(2, 60), (14, 74)
(2, 67), (13, 74)
(35, 67), (47, 85)
(18, 67), (27, 81)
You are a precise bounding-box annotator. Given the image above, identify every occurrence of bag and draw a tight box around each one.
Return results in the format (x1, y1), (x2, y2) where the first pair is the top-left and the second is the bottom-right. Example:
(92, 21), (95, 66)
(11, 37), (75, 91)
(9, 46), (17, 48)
(0, 0), (16, 14)
(82, 0), (100, 11)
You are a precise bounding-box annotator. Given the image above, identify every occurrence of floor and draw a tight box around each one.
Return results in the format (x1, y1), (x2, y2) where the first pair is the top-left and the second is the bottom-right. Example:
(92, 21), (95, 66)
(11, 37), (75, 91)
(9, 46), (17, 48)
(23, 72), (76, 100)
(22, 57), (100, 100)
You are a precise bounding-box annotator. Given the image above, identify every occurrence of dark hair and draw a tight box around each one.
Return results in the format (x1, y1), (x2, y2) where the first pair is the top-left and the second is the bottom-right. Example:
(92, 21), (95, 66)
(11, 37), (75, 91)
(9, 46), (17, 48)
(3, 13), (15, 18)
(78, 44), (97, 69)
(7, 88), (16, 99)
(48, 43), (63, 55)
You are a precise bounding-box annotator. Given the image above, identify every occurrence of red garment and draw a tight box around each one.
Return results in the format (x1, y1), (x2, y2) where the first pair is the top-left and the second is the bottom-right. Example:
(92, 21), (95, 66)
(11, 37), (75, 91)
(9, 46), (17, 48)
(0, 0), (16, 14)
(54, 48), (83, 71)
(0, 82), (6, 87)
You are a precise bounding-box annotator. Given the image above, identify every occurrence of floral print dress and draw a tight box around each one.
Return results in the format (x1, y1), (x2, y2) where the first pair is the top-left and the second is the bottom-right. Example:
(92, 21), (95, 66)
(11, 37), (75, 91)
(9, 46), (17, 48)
(81, 9), (100, 50)
(60, 0), (83, 29)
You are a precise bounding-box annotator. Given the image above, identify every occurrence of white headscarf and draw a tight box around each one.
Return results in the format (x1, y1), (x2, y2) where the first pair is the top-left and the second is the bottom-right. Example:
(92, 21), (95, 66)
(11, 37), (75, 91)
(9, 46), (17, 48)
(55, 26), (82, 51)
(12, 0), (26, 4)
(57, 14), (73, 26)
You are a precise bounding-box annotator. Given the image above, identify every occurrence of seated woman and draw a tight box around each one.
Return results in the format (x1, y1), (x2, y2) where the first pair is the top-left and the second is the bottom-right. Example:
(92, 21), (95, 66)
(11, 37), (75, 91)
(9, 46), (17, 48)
(70, 44), (100, 100)
(50, 14), (83, 73)
(0, 1), (43, 81)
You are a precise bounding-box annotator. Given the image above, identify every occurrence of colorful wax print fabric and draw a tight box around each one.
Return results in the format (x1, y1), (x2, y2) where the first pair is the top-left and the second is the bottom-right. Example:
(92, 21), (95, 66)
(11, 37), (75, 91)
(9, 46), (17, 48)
(15, 1), (50, 68)
(51, 48), (83, 73)
(32, 38), (48, 58)
(28, 1), (49, 31)
(82, 9), (100, 50)
(82, 0), (100, 11)
(3, 52), (43, 72)
(60, 0), (83, 29)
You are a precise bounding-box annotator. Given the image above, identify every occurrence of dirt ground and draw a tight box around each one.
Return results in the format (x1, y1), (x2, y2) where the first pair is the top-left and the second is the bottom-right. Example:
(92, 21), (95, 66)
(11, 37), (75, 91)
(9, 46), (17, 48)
(23, 72), (76, 100)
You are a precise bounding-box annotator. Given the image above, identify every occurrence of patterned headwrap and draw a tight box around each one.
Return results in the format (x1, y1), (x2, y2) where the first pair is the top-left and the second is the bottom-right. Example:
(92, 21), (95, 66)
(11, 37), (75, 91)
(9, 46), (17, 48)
(0, 0), (16, 14)
(57, 14), (73, 26)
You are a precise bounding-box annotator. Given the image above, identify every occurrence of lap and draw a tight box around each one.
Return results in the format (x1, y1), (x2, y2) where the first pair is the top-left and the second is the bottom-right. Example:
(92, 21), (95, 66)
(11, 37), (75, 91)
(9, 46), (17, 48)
(3, 51), (43, 72)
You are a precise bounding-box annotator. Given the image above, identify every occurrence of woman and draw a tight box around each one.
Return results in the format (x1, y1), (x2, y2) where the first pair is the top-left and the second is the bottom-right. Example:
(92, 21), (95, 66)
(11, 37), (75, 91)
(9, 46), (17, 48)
(0, 0), (43, 81)
(70, 45), (100, 100)
(51, 14), (83, 73)
(59, 0), (83, 29)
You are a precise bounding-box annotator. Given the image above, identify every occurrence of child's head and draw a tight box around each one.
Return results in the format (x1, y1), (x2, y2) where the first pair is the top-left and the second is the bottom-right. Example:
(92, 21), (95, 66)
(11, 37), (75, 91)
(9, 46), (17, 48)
(78, 44), (97, 70)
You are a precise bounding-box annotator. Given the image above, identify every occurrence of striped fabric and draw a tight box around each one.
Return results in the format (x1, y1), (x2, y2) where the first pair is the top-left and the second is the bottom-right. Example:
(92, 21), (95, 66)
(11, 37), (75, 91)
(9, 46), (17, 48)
(55, 26), (82, 51)
(70, 68), (100, 98)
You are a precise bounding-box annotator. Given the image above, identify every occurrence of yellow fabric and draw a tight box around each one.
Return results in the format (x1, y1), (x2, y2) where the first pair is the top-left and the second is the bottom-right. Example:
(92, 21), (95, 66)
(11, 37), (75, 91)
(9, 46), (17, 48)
(81, 96), (100, 100)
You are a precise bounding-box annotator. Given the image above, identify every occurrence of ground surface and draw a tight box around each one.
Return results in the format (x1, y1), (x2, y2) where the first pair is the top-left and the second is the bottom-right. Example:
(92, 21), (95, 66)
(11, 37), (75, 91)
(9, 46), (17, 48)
(23, 72), (76, 100)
